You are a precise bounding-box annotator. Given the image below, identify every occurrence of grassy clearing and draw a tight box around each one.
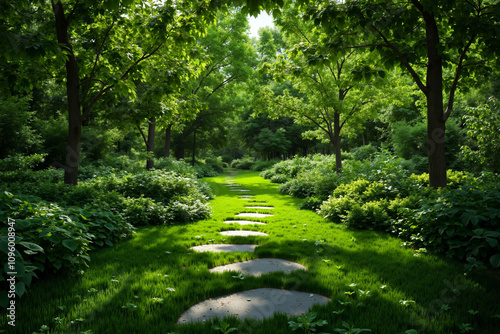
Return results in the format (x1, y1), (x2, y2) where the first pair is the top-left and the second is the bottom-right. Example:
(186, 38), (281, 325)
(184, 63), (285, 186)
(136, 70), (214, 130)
(4, 170), (500, 333)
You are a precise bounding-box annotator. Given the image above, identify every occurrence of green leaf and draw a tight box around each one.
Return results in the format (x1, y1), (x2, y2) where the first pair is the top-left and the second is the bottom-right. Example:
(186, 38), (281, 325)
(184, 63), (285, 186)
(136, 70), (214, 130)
(16, 282), (26, 297)
(20, 241), (44, 253)
(490, 254), (500, 268)
(62, 239), (78, 252)
(486, 237), (498, 248)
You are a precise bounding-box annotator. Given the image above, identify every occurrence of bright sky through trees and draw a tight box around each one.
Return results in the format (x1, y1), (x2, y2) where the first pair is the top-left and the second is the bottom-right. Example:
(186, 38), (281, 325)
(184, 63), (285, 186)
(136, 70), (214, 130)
(247, 11), (274, 38)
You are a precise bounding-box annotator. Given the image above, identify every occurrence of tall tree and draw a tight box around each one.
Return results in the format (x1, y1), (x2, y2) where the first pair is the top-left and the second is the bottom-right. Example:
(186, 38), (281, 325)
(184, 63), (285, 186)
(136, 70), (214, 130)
(311, 0), (500, 187)
(3, 0), (218, 184)
(254, 8), (385, 173)
(173, 9), (257, 159)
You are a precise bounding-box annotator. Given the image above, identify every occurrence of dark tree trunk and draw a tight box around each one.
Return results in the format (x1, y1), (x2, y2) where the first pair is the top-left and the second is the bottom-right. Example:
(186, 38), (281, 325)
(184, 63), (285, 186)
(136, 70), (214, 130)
(333, 112), (342, 174)
(423, 10), (447, 188)
(146, 116), (156, 170)
(362, 133), (367, 146)
(53, 1), (81, 185)
(175, 135), (186, 159)
(164, 124), (172, 158)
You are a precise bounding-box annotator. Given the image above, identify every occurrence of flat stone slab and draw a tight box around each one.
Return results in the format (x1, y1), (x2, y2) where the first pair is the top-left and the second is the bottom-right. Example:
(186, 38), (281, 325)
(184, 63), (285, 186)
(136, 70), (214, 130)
(177, 288), (331, 324)
(224, 220), (266, 225)
(235, 213), (274, 218)
(209, 258), (306, 276)
(239, 195), (254, 197)
(225, 184), (241, 187)
(219, 230), (269, 237)
(190, 244), (258, 253)
(244, 206), (275, 209)
(230, 189), (252, 192)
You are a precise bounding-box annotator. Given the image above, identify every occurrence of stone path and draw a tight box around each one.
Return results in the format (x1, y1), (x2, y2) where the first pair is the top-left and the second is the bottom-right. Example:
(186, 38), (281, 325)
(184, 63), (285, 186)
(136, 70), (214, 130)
(224, 220), (266, 225)
(190, 244), (258, 253)
(244, 206), (275, 209)
(179, 174), (330, 325)
(235, 212), (273, 218)
(209, 258), (306, 276)
(219, 230), (269, 237)
(177, 288), (331, 324)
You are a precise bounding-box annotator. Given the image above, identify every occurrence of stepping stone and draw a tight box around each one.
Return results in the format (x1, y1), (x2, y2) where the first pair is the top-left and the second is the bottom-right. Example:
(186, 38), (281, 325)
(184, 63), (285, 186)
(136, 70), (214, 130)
(225, 184), (241, 187)
(230, 189), (251, 192)
(235, 213), (274, 218)
(177, 288), (331, 324)
(224, 220), (266, 225)
(209, 258), (306, 276)
(219, 230), (268, 237)
(239, 195), (254, 198)
(190, 244), (258, 253)
(245, 206), (274, 209)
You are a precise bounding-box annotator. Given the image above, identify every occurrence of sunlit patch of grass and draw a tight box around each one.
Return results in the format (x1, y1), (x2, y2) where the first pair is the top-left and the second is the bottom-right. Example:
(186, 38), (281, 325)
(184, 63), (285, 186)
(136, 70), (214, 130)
(5, 170), (500, 333)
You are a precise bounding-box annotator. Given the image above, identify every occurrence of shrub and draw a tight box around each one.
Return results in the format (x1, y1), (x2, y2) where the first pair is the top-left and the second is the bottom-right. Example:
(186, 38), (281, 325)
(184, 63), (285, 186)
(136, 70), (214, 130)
(270, 174), (289, 184)
(0, 154), (47, 171)
(230, 155), (255, 169)
(0, 191), (135, 306)
(345, 200), (390, 230)
(251, 159), (280, 171)
(299, 197), (323, 211)
(351, 144), (377, 161)
(399, 186), (500, 269)
(279, 178), (315, 198)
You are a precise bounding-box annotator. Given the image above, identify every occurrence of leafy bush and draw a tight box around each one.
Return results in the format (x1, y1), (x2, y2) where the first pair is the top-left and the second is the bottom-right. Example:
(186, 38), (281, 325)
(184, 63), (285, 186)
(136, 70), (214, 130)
(0, 192), (135, 306)
(194, 163), (219, 178)
(397, 186), (500, 269)
(0, 154), (47, 171)
(279, 176), (315, 198)
(351, 144), (378, 161)
(299, 197), (323, 211)
(230, 155), (255, 169)
(270, 174), (289, 184)
(461, 97), (500, 173)
(250, 159), (280, 171)
(0, 95), (42, 158)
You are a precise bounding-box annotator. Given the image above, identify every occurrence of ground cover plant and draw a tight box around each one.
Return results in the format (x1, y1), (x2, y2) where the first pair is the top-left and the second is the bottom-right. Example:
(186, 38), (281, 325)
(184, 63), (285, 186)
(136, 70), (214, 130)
(0, 155), (214, 306)
(2, 171), (499, 333)
(262, 152), (500, 271)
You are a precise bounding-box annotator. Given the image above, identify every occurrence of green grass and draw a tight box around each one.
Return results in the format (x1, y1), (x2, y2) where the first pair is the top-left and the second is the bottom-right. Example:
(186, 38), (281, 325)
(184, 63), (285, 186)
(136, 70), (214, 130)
(3, 170), (500, 333)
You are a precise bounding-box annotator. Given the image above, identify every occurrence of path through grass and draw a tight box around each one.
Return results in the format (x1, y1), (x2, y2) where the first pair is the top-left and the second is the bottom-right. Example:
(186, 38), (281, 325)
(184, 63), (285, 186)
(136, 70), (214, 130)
(5, 170), (500, 333)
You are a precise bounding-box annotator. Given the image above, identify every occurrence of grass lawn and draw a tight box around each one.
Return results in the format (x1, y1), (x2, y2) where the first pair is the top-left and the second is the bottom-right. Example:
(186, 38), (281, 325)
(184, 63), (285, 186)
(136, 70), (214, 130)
(4, 170), (500, 333)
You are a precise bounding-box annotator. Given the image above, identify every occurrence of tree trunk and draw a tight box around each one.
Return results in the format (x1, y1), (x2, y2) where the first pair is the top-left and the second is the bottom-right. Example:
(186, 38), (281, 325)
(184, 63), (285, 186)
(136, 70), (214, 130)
(333, 112), (342, 174)
(146, 116), (156, 170)
(164, 124), (172, 157)
(424, 10), (447, 188)
(52, 1), (81, 186)
(175, 134), (186, 159)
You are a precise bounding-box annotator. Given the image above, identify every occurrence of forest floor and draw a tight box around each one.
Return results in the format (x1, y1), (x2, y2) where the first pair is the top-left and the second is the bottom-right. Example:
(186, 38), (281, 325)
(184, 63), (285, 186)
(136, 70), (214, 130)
(7, 170), (500, 334)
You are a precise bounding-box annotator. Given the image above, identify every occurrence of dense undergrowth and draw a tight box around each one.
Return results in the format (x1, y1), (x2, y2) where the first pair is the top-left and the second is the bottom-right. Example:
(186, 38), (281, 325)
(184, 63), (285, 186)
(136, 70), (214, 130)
(0, 155), (215, 306)
(261, 152), (500, 271)
(2, 171), (499, 333)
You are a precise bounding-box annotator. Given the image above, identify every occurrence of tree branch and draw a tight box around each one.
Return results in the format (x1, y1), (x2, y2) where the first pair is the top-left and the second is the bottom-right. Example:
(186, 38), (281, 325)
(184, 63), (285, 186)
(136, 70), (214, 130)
(81, 20), (115, 105)
(136, 124), (148, 147)
(443, 32), (476, 121)
(371, 24), (428, 95)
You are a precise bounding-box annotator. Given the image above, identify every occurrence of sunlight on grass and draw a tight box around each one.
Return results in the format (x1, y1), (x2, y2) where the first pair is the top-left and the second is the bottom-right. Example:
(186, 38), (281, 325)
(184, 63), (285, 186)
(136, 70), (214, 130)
(5, 171), (500, 333)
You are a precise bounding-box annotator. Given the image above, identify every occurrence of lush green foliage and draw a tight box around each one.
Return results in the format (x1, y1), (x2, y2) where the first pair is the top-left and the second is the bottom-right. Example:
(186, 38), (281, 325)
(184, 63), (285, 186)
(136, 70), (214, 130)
(461, 97), (500, 173)
(4, 171), (500, 333)
(0, 191), (135, 306)
(230, 155), (256, 169)
(264, 152), (500, 269)
(0, 95), (42, 158)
